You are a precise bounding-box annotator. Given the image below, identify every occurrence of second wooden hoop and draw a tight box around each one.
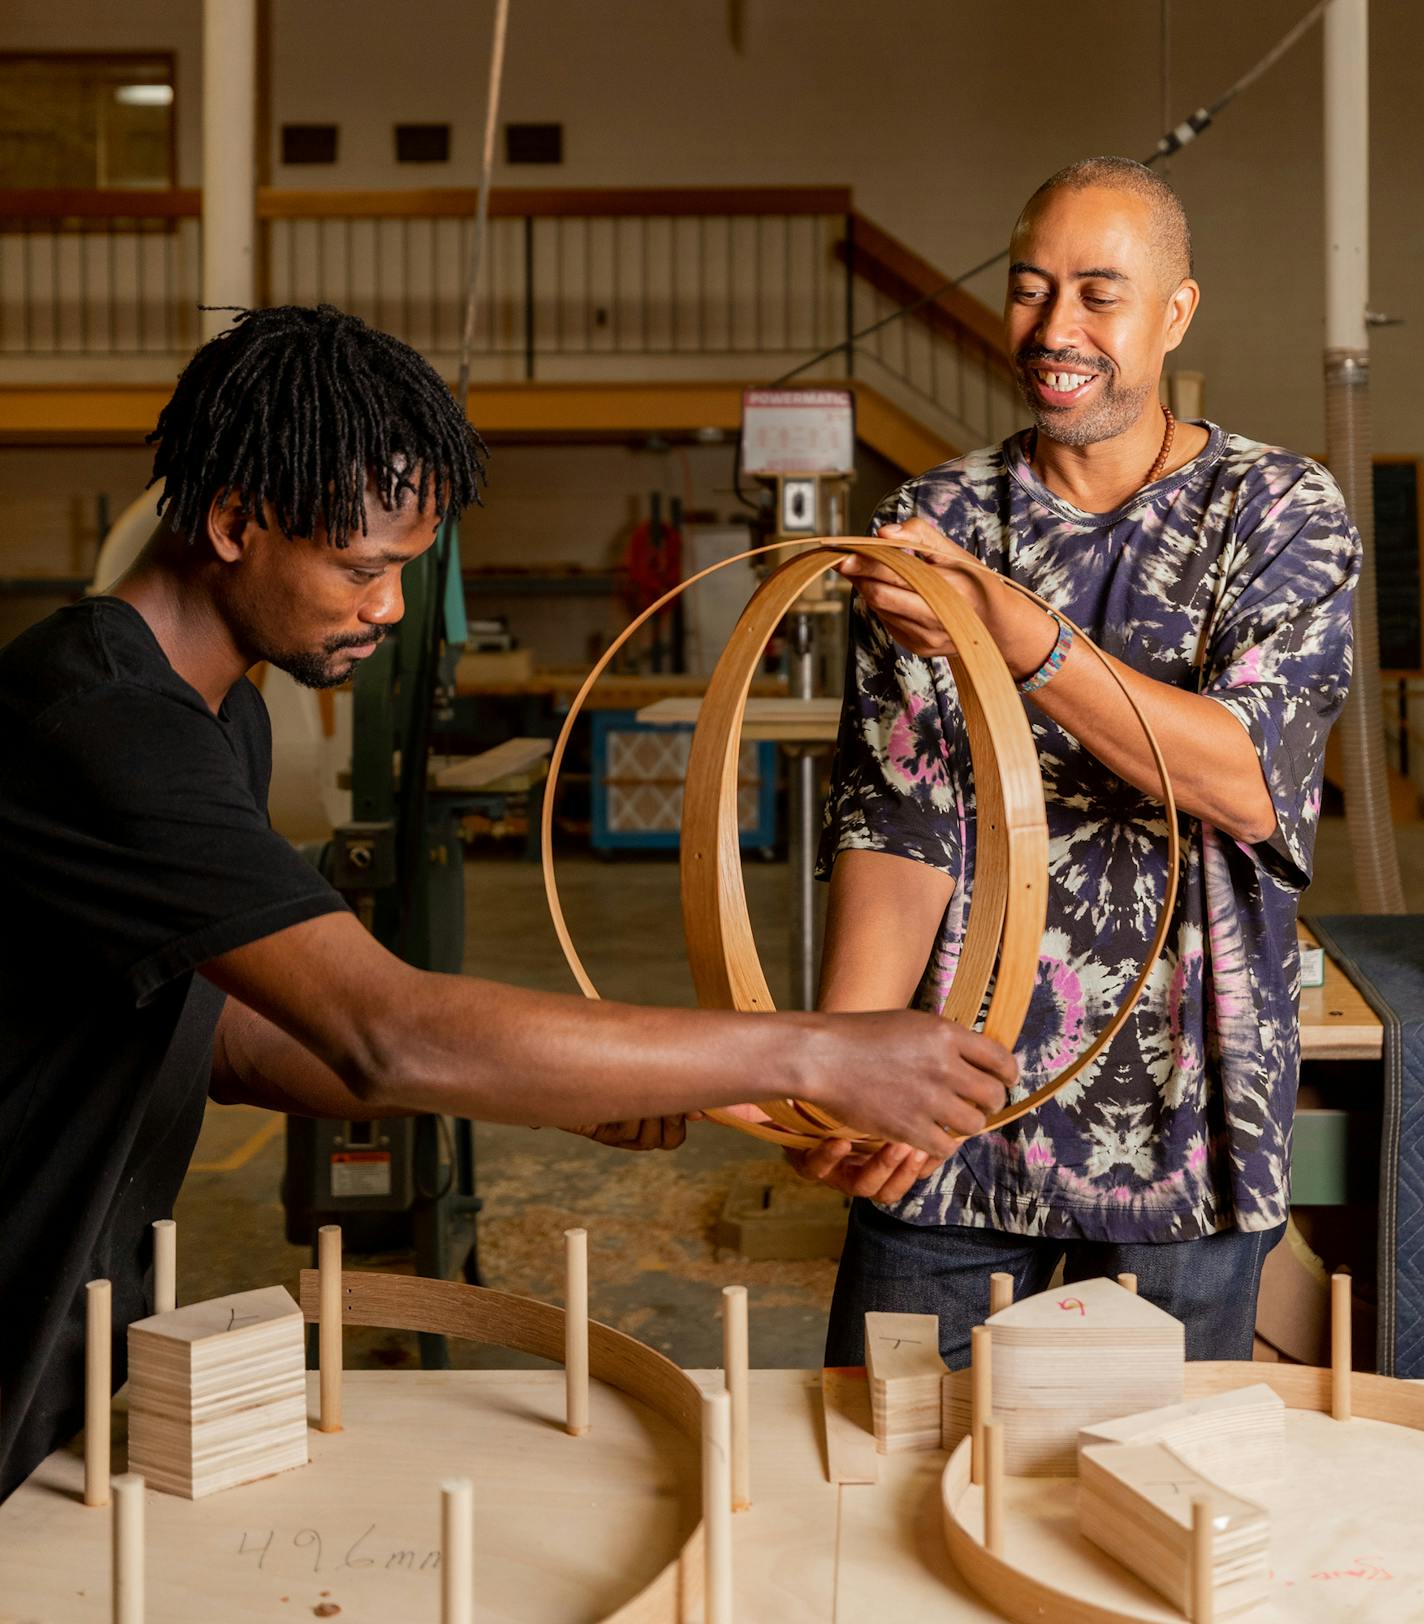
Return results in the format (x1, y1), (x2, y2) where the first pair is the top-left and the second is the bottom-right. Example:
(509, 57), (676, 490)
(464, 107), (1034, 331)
(541, 537), (1180, 1151)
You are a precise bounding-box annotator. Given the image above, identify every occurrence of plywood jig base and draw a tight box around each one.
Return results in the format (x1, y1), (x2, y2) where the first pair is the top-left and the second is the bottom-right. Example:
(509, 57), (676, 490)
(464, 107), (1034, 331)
(5, 1365), (1424, 1620)
(942, 1363), (1424, 1623)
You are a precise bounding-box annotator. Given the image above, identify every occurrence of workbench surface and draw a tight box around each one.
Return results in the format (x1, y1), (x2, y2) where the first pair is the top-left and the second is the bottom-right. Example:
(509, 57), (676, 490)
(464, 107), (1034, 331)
(5, 1367), (1422, 1622)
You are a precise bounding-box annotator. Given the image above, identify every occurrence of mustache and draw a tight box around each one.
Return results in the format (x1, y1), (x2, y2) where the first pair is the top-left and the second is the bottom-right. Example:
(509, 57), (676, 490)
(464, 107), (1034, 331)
(324, 627), (390, 653)
(1015, 345), (1111, 375)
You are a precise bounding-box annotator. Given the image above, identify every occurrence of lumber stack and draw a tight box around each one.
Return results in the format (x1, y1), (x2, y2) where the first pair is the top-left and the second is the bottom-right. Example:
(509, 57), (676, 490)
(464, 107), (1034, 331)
(864, 1312), (947, 1454)
(1078, 1384), (1284, 1500)
(126, 1286), (308, 1499)
(983, 1276), (1184, 1474)
(1078, 1440), (1270, 1617)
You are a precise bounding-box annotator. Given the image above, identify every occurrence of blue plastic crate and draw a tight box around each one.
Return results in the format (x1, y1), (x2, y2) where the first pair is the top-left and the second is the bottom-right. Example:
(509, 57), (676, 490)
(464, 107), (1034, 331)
(591, 709), (777, 852)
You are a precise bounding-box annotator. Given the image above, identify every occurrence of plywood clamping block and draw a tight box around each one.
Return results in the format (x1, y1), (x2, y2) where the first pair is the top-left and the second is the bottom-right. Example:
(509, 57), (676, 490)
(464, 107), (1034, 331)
(943, 1275), (1185, 1475)
(1078, 1383), (1285, 1501)
(864, 1311), (947, 1454)
(126, 1285), (308, 1499)
(1078, 1442), (1269, 1619)
(820, 1367), (878, 1486)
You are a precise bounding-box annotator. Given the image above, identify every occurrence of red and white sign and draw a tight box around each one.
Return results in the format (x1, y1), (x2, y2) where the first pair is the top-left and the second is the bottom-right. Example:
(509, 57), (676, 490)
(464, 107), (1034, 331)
(740, 388), (856, 476)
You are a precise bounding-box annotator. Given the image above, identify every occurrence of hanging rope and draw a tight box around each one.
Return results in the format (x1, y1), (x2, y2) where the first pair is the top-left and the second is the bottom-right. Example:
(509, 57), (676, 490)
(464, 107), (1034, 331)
(455, 0), (512, 409)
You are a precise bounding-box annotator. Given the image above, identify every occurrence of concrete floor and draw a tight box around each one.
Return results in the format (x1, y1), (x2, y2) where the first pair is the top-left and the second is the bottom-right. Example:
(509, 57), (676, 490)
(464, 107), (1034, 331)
(177, 851), (839, 1373)
(175, 814), (1424, 1373)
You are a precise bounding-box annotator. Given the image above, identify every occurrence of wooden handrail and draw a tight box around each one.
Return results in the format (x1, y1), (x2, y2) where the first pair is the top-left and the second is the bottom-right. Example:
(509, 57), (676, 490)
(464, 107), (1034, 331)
(0, 184), (1010, 400)
(0, 184), (851, 222)
(0, 187), (201, 219)
(841, 210), (1012, 377)
(261, 184), (853, 219)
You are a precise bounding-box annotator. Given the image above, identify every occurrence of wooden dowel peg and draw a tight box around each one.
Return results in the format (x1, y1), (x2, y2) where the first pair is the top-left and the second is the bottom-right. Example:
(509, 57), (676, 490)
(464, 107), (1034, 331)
(722, 1285), (751, 1511)
(441, 1477), (474, 1624)
(1332, 1269), (1352, 1421)
(989, 1272), (1014, 1317)
(318, 1224), (343, 1433)
(1117, 1271), (1138, 1295)
(85, 1278), (112, 1508)
(983, 1416), (1004, 1556)
(151, 1219), (176, 1315)
(565, 1227), (589, 1437)
(1191, 1496), (1214, 1623)
(111, 1472), (145, 1623)
(970, 1324), (991, 1487)
(702, 1389), (734, 1624)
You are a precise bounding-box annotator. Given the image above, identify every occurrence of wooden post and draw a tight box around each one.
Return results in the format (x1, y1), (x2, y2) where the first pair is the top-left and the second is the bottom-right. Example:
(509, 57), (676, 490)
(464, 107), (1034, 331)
(1332, 1268), (1352, 1421)
(1117, 1271), (1138, 1295)
(702, 1389), (733, 1624)
(565, 1227), (589, 1437)
(989, 1272), (1014, 1317)
(1191, 1496), (1214, 1623)
(970, 1324), (991, 1487)
(85, 1279), (111, 1508)
(722, 1285), (751, 1511)
(152, 1219), (176, 1315)
(441, 1477), (473, 1624)
(318, 1224), (343, 1433)
(111, 1472), (145, 1624)
(983, 1416), (1004, 1556)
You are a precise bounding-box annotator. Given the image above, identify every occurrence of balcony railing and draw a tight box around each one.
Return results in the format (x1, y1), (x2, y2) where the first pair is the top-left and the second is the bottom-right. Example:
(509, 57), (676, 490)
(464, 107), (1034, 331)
(0, 185), (1021, 452)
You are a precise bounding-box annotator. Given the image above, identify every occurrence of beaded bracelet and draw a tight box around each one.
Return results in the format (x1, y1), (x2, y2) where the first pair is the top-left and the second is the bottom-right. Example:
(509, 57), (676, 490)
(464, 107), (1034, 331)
(1017, 611), (1074, 695)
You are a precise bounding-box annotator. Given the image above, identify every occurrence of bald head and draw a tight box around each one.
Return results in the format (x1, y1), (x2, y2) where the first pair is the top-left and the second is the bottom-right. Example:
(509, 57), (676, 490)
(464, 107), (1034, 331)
(1016, 156), (1193, 293)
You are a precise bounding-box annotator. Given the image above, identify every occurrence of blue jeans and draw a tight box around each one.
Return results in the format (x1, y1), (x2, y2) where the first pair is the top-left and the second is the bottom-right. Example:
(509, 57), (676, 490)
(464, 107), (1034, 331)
(825, 1200), (1286, 1368)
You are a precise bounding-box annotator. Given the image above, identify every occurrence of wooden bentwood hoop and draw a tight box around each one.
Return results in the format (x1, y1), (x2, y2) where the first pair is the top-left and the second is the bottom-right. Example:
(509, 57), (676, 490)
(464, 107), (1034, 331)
(296, 1269), (706, 1624)
(541, 538), (1180, 1152)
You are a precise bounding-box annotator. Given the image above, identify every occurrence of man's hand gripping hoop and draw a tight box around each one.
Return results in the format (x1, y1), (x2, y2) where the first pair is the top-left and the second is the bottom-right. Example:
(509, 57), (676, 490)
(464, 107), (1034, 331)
(541, 538), (1179, 1152)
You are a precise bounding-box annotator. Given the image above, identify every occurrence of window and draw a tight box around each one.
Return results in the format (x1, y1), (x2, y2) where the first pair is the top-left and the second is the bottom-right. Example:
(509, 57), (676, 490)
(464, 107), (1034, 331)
(0, 53), (176, 189)
(282, 123), (338, 165)
(395, 123), (449, 164)
(505, 123), (563, 165)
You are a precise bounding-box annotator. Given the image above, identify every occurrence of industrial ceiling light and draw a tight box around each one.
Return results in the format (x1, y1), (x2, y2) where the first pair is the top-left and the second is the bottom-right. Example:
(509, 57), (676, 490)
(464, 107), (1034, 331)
(115, 84), (173, 107)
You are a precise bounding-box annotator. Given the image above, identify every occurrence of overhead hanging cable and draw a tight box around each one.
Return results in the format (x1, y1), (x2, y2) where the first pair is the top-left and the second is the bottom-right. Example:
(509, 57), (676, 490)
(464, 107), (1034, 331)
(770, 0), (1331, 388)
(455, 0), (512, 408)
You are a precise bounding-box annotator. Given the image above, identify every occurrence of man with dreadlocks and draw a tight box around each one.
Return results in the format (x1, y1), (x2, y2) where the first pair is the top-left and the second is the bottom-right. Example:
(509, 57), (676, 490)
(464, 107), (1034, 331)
(0, 304), (1015, 1501)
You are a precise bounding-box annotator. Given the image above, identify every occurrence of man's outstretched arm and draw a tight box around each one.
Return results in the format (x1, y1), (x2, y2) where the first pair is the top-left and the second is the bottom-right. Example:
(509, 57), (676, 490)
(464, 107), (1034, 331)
(200, 908), (1015, 1157)
(208, 997), (689, 1150)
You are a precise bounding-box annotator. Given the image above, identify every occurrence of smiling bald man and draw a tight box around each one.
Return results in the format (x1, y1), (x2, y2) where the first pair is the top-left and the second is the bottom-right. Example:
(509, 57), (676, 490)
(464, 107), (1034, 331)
(803, 156), (1362, 1367)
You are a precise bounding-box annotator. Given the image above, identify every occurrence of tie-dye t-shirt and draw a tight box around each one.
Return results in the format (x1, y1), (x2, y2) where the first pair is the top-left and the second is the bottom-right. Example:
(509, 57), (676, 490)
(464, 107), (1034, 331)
(819, 423), (1360, 1242)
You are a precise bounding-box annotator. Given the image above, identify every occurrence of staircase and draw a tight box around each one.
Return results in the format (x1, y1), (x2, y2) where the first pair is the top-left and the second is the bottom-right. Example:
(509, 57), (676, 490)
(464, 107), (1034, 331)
(0, 184), (1021, 472)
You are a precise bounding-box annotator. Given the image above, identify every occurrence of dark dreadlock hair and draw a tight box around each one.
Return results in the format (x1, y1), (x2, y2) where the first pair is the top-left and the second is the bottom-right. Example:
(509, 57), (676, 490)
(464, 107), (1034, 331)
(147, 304), (488, 548)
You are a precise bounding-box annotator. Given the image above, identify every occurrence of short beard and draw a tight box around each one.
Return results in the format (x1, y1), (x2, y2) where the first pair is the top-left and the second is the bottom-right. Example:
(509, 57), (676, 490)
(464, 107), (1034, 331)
(1013, 347), (1154, 449)
(265, 629), (388, 689)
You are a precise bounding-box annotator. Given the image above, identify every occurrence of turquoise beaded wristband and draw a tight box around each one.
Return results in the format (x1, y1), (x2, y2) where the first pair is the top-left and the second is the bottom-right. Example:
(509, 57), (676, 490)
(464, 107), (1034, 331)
(1017, 611), (1074, 695)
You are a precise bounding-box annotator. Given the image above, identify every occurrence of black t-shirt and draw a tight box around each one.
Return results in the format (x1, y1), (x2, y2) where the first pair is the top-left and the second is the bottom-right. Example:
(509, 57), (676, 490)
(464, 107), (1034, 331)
(0, 598), (346, 1501)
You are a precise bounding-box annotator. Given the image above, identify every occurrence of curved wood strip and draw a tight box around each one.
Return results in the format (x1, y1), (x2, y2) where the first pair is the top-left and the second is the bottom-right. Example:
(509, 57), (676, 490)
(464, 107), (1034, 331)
(541, 535), (1179, 1150)
(682, 546), (1046, 1145)
(298, 1269), (703, 1624)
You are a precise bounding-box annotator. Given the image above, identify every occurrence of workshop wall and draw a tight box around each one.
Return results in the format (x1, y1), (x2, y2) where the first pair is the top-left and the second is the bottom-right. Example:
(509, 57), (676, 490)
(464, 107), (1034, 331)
(260, 0), (1417, 458)
(2, 0), (1419, 455)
